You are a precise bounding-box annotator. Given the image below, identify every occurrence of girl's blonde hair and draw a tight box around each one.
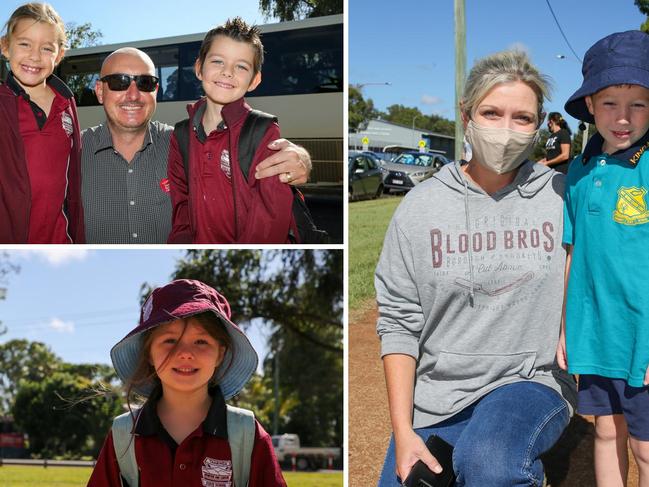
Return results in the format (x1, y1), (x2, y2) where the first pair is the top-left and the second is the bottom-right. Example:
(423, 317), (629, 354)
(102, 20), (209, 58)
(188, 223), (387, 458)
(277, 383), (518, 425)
(2, 3), (67, 49)
(125, 312), (233, 404)
(461, 49), (552, 125)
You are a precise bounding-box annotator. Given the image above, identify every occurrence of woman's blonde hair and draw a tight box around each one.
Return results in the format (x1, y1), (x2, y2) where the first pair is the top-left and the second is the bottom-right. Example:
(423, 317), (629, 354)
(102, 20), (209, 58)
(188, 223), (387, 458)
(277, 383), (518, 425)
(461, 50), (552, 125)
(2, 3), (67, 49)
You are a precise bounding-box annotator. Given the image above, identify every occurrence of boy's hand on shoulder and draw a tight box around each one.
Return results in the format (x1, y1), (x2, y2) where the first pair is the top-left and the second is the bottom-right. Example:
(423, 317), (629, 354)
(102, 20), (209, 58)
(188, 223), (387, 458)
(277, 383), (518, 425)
(255, 139), (311, 185)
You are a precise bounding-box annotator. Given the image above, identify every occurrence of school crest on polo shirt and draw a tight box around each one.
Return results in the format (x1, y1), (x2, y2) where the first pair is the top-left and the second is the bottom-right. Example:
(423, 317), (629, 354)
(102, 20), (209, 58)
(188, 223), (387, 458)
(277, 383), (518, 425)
(613, 186), (649, 225)
(220, 149), (231, 179)
(61, 112), (74, 136)
(200, 457), (232, 487)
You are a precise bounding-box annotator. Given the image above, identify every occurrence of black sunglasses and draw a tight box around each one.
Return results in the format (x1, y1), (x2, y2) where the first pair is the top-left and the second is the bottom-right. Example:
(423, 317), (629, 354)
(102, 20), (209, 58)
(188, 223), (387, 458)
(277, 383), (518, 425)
(99, 74), (159, 92)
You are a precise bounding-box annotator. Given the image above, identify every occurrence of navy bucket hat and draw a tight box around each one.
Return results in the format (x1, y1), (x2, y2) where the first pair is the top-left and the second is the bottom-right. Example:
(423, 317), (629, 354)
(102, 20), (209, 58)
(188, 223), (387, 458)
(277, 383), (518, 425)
(110, 279), (258, 400)
(565, 30), (649, 123)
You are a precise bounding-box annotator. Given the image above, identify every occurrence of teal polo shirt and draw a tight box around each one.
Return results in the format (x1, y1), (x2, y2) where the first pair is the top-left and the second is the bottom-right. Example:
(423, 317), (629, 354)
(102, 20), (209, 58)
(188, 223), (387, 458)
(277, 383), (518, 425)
(563, 131), (649, 387)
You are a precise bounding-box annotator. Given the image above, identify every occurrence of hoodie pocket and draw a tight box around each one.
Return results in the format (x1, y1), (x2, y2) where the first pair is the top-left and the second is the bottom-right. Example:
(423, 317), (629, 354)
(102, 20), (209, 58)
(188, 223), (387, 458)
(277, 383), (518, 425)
(426, 350), (537, 390)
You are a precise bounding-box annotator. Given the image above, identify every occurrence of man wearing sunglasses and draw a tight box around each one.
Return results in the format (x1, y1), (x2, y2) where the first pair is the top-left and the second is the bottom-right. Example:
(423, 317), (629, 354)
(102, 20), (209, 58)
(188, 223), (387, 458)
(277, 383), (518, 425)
(81, 47), (311, 244)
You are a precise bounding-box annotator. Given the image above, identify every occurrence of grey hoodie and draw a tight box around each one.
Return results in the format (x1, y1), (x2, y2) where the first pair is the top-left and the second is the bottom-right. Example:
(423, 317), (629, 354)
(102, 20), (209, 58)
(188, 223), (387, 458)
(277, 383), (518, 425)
(375, 160), (577, 428)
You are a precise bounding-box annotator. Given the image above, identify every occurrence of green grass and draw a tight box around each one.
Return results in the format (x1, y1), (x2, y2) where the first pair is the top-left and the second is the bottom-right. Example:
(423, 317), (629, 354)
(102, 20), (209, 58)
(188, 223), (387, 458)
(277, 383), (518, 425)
(0, 466), (90, 486)
(285, 471), (343, 486)
(349, 196), (403, 311)
(0, 466), (342, 487)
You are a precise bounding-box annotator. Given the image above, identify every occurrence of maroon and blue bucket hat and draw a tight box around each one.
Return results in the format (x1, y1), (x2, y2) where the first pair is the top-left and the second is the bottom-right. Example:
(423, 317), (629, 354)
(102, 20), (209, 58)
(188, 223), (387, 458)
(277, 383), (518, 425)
(110, 279), (258, 400)
(565, 30), (649, 123)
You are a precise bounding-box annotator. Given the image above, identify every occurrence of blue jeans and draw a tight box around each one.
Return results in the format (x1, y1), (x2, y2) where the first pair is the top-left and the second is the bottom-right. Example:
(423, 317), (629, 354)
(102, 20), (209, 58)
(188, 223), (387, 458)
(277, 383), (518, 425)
(378, 382), (569, 487)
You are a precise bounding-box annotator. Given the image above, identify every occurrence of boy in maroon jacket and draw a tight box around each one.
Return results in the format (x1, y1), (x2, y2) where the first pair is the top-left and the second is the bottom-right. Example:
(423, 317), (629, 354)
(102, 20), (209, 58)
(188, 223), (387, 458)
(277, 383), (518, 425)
(167, 18), (296, 243)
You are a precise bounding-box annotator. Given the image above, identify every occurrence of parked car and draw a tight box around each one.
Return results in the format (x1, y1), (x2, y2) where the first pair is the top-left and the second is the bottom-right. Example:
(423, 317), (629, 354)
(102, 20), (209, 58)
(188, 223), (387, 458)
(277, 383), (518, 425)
(348, 151), (384, 201)
(382, 151), (450, 193)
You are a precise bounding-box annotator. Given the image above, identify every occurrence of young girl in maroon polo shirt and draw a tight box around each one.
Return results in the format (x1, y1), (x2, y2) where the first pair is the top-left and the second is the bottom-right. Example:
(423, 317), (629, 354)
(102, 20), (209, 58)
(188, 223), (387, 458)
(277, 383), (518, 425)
(88, 279), (286, 487)
(0, 3), (83, 244)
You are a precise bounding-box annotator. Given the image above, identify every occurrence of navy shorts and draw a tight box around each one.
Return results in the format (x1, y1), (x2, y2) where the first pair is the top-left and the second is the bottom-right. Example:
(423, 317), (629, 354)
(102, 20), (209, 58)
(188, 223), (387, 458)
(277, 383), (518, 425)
(577, 374), (649, 440)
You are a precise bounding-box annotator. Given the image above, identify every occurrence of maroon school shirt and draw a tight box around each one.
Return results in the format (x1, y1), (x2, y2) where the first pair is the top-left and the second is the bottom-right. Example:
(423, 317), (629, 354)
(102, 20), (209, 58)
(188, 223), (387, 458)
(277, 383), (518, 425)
(5, 72), (83, 243)
(87, 387), (286, 487)
(167, 97), (294, 244)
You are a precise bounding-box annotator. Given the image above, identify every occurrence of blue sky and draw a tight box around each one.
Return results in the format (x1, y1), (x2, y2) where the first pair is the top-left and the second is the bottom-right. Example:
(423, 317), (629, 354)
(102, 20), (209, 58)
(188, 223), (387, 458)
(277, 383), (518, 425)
(0, 0), (277, 46)
(0, 250), (271, 371)
(350, 0), (646, 131)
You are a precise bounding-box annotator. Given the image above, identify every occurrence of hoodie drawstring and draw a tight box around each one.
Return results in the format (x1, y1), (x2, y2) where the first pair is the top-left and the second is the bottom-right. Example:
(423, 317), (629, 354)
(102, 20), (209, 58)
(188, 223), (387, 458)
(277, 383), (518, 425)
(460, 169), (476, 307)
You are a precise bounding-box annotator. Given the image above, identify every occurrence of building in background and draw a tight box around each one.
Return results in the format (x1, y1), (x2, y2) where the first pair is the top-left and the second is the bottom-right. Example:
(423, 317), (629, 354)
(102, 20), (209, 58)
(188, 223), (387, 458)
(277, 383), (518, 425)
(349, 119), (455, 160)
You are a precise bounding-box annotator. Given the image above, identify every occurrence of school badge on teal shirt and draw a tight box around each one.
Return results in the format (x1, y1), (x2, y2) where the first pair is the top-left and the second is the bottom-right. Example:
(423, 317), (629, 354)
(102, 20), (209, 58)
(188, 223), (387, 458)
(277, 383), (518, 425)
(613, 186), (649, 225)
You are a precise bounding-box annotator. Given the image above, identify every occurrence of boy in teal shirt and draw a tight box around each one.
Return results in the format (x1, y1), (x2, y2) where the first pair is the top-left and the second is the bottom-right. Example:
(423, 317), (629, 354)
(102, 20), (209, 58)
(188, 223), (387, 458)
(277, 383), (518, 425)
(558, 30), (649, 486)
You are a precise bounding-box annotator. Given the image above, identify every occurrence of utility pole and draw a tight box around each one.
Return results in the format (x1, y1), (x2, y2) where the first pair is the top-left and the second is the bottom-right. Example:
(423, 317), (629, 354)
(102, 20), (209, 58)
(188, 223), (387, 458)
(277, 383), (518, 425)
(0, 287), (6, 335)
(454, 0), (466, 161)
(273, 352), (279, 435)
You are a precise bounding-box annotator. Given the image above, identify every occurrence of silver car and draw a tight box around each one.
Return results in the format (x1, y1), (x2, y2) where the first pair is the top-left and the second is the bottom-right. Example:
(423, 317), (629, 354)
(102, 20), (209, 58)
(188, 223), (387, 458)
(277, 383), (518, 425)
(382, 151), (450, 193)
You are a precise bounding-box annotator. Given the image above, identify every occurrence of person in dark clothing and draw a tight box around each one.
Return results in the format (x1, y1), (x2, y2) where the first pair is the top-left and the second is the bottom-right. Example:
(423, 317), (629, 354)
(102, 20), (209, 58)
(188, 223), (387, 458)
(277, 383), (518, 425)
(539, 111), (572, 174)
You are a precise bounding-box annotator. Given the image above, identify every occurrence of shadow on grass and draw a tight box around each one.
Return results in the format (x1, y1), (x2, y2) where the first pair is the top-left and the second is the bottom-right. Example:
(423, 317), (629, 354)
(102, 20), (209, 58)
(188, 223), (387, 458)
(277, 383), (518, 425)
(542, 415), (595, 487)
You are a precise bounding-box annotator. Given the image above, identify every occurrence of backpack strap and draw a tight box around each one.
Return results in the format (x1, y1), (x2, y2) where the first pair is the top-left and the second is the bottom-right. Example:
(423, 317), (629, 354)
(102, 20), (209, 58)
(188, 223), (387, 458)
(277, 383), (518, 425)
(238, 110), (277, 181)
(111, 405), (255, 487)
(226, 405), (256, 487)
(111, 410), (140, 487)
(173, 118), (191, 182)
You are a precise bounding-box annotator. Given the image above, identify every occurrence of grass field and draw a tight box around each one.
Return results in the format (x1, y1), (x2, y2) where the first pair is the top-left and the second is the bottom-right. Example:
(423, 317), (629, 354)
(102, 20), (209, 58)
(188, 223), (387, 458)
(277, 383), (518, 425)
(348, 196), (403, 312)
(0, 465), (343, 486)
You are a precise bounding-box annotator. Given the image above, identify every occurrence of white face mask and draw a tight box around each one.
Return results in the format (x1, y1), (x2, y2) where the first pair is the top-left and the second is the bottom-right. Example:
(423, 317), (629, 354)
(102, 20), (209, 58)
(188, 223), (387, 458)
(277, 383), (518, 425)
(463, 120), (539, 174)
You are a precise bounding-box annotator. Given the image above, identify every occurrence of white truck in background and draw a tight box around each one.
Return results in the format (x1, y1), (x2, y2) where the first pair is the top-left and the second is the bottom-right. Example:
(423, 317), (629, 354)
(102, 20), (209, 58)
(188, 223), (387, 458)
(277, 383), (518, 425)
(271, 434), (342, 471)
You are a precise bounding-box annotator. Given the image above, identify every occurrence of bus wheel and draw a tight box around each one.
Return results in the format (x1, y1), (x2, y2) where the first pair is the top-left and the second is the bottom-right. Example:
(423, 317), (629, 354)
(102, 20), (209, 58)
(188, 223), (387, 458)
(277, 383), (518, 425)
(296, 456), (310, 471)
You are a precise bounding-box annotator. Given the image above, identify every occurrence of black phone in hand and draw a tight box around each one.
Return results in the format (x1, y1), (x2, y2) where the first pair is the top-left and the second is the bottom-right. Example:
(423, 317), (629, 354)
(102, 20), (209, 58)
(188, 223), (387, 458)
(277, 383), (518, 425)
(402, 435), (455, 487)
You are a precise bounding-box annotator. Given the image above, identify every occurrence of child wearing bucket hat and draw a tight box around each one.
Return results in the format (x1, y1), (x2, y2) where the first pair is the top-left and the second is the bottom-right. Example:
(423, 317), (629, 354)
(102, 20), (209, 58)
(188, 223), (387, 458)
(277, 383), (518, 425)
(558, 30), (649, 485)
(87, 279), (286, 487)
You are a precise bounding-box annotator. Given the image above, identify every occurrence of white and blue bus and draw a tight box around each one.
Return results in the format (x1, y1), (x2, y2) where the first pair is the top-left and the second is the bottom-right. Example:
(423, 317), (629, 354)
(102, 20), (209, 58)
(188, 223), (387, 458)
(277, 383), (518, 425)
(54, 14), (343, 190)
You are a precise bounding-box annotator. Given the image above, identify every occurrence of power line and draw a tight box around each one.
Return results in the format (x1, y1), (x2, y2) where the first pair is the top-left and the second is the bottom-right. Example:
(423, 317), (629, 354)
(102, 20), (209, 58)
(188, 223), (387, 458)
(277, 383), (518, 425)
(545, 0), (583, 64)
(0, 306), (136, 327)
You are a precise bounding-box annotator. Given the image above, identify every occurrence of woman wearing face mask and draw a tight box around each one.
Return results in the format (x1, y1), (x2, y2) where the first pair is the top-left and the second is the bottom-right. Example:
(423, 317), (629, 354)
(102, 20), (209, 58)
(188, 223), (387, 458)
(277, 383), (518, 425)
(375, 50), (576, 487)
(538, 112), (573, 174)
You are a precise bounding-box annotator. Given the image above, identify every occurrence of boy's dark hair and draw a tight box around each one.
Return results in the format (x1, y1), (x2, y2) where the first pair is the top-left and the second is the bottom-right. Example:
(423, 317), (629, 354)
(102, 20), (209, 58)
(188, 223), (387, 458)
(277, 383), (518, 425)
(197, 17), (264, 75)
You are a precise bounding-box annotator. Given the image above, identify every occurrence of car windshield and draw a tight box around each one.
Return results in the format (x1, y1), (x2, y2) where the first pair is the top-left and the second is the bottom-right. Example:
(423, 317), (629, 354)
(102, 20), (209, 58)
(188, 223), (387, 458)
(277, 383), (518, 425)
(393, 153), (435, 167)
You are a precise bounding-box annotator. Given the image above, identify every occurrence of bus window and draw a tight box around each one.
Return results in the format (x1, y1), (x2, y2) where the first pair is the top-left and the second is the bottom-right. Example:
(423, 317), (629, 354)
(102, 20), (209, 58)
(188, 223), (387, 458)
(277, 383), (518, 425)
(58, 53), (105, 106)
(253, 24), (342, 97)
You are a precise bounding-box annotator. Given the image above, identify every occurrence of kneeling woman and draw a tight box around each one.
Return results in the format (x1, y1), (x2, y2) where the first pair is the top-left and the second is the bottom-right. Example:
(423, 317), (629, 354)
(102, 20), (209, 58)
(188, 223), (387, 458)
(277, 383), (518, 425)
(375, 50), (576, 486)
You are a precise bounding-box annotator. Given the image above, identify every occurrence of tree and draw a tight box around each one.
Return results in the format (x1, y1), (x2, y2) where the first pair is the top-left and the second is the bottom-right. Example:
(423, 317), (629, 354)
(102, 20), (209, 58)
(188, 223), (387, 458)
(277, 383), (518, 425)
(154, 250), (343, 446)
(635, 0), (649, 32)
(0, 339), (63, 414)
(428, 114), (455, 136)
(381, 104), (456, 137)
(0, 252), (20, 336)
(259, 0), (343, 21)
(12, 372), (123, 458)
(383, 104), (424, 128)
(532, 128), (551, 161)
(65, 22), (103, 49)
(63, 22), (103, 104)
(349, 85), (376, 132)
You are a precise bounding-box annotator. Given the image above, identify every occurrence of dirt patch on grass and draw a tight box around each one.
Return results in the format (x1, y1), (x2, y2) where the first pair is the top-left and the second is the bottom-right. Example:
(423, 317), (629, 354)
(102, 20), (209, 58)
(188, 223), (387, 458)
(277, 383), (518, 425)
(349, 305), (639, 486)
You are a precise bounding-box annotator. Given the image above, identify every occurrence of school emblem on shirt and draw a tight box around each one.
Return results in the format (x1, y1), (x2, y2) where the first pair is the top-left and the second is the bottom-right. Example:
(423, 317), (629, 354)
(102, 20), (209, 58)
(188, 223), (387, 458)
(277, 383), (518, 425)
(61, 111), (74, 136)
(220, 149), (231, 179)
(159, 178), (170, 193)
(613, 186), (649, 225)
(200, 457), (232, 487)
